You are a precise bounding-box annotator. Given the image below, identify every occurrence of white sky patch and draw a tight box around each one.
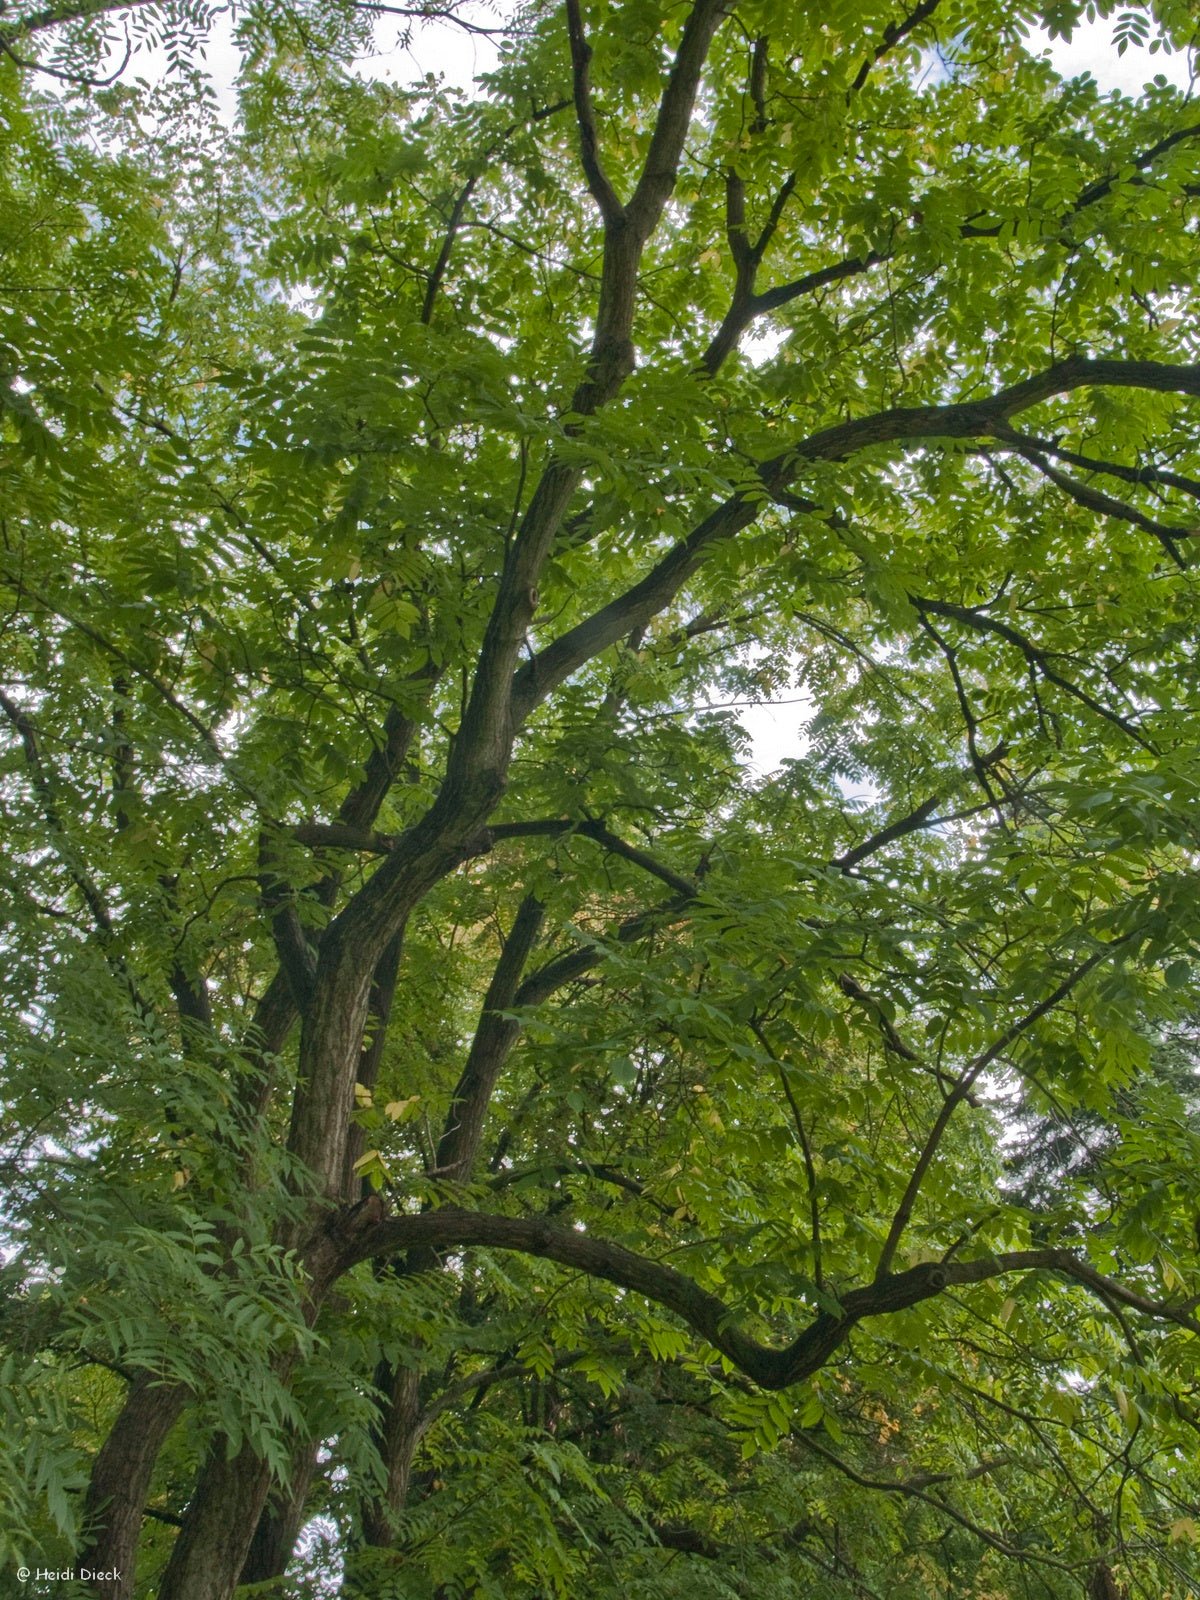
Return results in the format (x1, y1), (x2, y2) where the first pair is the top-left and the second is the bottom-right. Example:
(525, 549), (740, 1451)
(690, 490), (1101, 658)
(739, 694), (813, 776)
(354, 4), (503, 91)
(1028, 19), (1197, 95)
(86, 1), (503, 123)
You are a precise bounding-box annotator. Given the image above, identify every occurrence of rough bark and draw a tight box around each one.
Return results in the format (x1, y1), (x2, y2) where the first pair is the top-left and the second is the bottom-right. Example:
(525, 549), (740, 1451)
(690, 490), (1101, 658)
(238, 927), (407, 1588)
(236, 1435), (321, 1589)
(154, 1199), (383, 1600)
(78, 1375), (188, 1600)
(157, 1442), (274, 1600)
(360, 1365), (423, 1547)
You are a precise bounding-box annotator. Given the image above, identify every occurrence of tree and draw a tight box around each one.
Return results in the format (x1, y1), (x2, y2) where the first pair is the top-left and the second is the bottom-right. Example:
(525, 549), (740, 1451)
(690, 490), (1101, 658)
(3, 0), (1200, 1594)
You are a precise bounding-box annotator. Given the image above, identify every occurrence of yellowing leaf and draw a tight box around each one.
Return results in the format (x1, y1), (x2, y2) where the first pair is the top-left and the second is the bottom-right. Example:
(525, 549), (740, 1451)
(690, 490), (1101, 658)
(384, 1095), (420, 1121)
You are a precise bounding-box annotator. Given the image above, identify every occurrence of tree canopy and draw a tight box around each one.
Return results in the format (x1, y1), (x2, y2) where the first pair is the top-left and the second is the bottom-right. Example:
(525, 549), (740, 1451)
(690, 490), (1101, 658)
(2, 0), (1200, 1596)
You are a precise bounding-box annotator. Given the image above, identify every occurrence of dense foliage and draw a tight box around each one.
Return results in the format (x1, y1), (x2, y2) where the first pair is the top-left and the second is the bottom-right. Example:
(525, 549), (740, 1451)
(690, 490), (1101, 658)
(3, 0), (1200, 1595)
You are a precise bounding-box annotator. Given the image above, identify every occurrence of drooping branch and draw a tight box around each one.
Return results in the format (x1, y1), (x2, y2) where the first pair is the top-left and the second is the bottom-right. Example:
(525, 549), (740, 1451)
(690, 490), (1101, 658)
(1000, 439), (1195, 567)
(489, 816), (699, 899)
(0, 686), (114, 937)
(0, 0), (146, 42)
(832, 744), (1006, 870)
(0, 570), (225, 763)
(914, 595), (1154, 750)
(349, 1), (513, 37)
(791, 1430), (1070, 1571)
(347, 1208), (1200, 1391)
(990, 424), (1200, 503)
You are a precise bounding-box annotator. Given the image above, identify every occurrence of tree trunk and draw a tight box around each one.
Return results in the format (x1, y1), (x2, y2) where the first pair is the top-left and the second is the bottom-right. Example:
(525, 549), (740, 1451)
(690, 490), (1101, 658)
(78, 1374), (188, 1599)
(238, 1435), (321, 1588)
(361, 1364), (423, 1547)
(156, 1441), (274, 1600)
(154, 1197), (382, 1599)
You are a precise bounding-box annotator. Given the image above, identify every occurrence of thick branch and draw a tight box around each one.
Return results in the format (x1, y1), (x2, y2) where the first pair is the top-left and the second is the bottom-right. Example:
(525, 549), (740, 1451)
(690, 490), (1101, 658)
(625, 0), (729, 239)
(514, 357), (1200, 720)
(435, 896), (546, 1182)
(347, 1210), (1199, 1390)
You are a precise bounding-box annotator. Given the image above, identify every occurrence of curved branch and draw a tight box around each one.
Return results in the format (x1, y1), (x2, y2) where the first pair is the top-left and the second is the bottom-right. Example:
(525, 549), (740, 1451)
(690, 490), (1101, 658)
(346, 1207), (1200, 1391)
(1000, 440), (1195, 567)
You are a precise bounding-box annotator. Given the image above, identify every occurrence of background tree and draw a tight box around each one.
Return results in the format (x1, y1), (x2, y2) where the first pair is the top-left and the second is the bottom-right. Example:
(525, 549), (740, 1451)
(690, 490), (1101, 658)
(2, 0), (1200, 1595)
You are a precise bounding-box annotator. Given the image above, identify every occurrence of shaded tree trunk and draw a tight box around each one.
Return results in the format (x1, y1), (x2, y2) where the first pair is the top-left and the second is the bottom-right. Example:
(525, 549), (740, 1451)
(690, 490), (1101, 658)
(361, 1364), (423, 1547)
(238, 930), (406, 1589)
(79, 1375), (189, 1599)
(154, 1196), (383, 1600)
(236, 1435), (321, 1589)
(157, 1441), (274, 1600)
